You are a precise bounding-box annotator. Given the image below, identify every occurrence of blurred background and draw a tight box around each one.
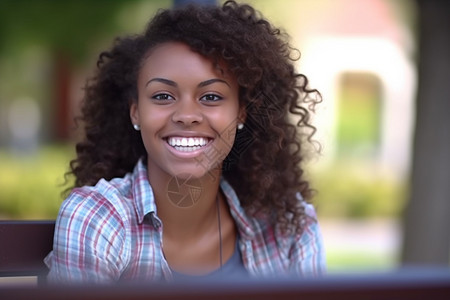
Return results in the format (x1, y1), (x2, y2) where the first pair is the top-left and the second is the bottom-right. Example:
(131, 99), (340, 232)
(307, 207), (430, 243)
(1, 0), (449, 273)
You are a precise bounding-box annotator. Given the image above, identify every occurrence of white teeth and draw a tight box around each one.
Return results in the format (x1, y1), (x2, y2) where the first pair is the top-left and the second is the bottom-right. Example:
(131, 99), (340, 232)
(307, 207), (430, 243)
(167, 137), (209, 149)
(173, 146), (202, 152)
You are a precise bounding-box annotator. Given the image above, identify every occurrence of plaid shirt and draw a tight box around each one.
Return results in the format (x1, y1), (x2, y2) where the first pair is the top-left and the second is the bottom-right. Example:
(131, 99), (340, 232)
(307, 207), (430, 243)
(45, 160), (325, 283)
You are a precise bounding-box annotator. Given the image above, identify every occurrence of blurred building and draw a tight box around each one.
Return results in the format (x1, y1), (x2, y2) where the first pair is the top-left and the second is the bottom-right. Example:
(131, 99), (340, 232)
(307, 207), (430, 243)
(295, 0), (416, 180)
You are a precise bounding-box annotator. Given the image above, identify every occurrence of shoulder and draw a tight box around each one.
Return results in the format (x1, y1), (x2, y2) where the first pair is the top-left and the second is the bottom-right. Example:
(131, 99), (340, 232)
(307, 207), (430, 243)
(52, 177), (133, 263)
(48, 176), (135, 282)
(263, 200), (325, 276)
(270, 195), (322, 245)
(251, 193), (320, 236)
(295, 202), (322, 245)
(286, 200), (326, 275)
(250, 193), (324, 255)
(57, 175), (134, 233)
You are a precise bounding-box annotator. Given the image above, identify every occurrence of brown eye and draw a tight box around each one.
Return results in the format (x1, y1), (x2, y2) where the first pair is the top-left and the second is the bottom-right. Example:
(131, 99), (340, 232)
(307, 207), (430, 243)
(153, 93), (174, 100)
(200, 94), (222, 102)
(151, 93), (176, 105)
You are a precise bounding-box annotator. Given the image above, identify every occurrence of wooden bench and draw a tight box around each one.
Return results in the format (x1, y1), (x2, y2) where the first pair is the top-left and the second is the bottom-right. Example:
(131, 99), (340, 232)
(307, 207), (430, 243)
(1, 220), (450, 299)
(0, 220), (55, 284)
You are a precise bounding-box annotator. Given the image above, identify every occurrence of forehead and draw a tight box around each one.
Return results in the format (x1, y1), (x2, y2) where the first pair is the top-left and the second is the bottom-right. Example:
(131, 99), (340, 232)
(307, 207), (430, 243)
(138, 42), (232, 82)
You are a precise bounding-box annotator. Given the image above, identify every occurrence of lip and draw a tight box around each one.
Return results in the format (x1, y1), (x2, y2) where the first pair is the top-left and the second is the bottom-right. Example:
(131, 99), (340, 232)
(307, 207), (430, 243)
(162, 131), (214, 139)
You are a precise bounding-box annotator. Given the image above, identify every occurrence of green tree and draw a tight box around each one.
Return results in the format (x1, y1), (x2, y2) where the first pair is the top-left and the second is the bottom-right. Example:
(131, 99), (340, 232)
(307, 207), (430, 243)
(0, 0), (146, 140)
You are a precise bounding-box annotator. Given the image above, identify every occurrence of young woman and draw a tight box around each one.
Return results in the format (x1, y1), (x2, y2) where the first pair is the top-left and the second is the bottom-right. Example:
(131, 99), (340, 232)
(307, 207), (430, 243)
(45, 0), (325, 283)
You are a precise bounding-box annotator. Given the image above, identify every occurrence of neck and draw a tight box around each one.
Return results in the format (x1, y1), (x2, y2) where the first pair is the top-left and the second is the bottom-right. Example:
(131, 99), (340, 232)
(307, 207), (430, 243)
(148, 168), (223, 241)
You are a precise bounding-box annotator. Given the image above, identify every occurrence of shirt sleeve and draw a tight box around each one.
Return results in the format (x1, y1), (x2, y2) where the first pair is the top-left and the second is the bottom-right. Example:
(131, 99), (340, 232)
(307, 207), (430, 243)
(289, 203), (326, 276)
(45, 189), (128, 284)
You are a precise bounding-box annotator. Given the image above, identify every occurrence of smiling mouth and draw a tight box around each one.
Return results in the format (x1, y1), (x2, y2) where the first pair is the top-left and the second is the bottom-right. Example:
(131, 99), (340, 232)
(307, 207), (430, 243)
(166, 136), (212, 152)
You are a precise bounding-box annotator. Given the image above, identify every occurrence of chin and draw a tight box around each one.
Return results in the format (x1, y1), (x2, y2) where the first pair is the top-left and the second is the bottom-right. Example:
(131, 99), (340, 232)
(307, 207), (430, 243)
(168, 165), (221, 181)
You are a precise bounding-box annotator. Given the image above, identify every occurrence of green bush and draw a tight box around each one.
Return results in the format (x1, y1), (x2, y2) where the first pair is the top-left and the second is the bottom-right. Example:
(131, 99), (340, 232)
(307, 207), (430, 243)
(0, 145), (74, 219)
(309, 160), (408, 219)
(0, 145), (407, 220)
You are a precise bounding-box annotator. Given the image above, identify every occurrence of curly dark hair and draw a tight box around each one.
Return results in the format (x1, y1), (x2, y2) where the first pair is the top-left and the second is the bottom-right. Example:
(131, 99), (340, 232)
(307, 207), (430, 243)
(69, 0), (321, 235)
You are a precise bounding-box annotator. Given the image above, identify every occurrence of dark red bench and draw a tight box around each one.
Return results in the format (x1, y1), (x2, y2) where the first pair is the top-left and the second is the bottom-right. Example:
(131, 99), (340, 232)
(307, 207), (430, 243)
(0, 220), (55, 284)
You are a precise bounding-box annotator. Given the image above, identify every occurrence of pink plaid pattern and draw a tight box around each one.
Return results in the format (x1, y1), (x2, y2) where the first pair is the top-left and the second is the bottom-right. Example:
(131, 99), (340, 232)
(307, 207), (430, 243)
(45, 160), (325, 283)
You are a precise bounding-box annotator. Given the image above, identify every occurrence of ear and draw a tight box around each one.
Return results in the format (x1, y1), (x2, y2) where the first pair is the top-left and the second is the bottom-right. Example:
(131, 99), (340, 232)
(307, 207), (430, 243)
(238, 104), (247, 125)
(130, 101), (140, 125)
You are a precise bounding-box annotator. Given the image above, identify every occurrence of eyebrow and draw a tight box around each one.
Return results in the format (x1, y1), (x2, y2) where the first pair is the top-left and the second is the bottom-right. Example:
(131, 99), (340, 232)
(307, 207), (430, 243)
(145, 78), (230, 88)
(198, 78), (230, 88)
(146, 78), (177, 87)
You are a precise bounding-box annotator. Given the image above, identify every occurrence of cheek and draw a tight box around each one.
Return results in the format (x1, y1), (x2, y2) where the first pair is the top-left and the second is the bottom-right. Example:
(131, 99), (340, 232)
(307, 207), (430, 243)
(138, 107), (171, 149)
(139, 105), (169, 129)
(212, 111), (239, 147)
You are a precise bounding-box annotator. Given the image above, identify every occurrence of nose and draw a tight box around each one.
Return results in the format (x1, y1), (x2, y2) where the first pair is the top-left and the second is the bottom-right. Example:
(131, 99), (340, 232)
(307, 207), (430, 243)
(171, 98), (203, 126)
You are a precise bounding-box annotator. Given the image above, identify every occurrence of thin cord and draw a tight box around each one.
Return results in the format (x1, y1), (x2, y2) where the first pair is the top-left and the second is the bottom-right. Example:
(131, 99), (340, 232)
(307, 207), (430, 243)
(216, 193), (223, 269)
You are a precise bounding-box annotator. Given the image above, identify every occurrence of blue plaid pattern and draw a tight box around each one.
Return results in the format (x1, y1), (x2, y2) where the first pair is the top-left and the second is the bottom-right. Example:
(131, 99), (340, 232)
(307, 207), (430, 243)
(45, 160), (325, 283)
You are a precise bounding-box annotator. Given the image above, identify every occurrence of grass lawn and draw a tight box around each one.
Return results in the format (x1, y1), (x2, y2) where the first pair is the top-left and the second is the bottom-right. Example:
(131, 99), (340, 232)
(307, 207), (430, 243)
(326, 250), (398, 273)
(0, 144), (73, 219)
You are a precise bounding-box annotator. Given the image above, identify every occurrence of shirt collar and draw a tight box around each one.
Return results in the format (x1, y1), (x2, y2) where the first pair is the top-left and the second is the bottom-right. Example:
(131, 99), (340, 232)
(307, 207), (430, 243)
(132, 159), (157, 224)
(131, 159), (256, 239)
(220, 178), (256, 239)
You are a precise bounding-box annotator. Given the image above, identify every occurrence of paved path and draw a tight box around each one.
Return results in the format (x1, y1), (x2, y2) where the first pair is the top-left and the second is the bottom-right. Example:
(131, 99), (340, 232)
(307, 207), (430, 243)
(319, 218), (401, 271)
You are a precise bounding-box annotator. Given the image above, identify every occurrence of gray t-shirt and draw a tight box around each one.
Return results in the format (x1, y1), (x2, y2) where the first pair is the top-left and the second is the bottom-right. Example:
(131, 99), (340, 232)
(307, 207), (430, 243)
(171, 238), (247, 281)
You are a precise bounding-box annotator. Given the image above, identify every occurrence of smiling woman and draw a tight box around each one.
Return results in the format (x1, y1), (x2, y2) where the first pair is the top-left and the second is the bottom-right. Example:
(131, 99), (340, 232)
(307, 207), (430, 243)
(44, 0), (325, 283)
(131, 42), (242, 182)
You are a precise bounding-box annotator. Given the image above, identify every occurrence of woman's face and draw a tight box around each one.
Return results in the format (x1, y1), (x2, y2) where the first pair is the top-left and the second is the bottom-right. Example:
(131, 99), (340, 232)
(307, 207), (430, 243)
(130, 42), (244, 181)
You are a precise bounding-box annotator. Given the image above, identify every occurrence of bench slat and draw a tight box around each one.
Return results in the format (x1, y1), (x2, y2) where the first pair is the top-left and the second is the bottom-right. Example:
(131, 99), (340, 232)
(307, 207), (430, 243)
(0, 220), (55, 277)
